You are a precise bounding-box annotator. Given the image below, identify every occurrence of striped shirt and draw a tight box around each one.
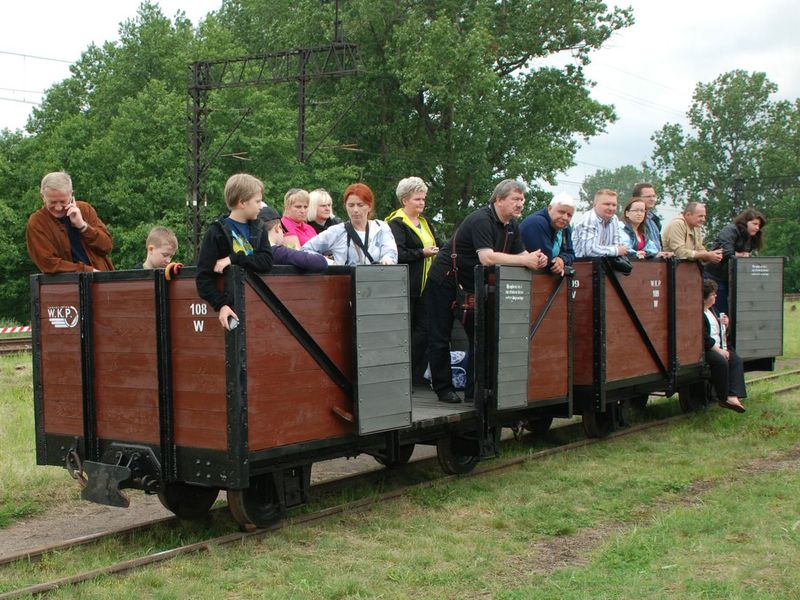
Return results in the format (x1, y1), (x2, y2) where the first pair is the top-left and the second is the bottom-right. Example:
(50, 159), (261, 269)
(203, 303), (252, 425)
(573, 210), (622, 257)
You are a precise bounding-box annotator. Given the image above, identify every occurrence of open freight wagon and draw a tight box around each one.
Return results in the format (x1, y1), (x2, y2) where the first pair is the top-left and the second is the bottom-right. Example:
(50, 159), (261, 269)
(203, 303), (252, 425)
(31, 264), (571, 528)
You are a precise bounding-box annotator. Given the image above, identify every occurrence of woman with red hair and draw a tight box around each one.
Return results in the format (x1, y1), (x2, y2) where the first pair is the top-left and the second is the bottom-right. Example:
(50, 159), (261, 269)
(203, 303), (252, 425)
(302, 183), (397, 265)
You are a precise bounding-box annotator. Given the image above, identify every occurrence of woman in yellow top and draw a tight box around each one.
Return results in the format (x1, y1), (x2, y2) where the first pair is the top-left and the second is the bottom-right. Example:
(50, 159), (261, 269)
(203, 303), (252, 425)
(386, 177), (444, 386)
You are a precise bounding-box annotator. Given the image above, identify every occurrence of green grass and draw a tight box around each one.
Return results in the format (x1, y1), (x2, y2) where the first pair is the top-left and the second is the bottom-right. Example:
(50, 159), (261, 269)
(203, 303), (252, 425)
(0, 354), (74, 527)
(3, 388), (798, 598)
(782, 301), (799, 359)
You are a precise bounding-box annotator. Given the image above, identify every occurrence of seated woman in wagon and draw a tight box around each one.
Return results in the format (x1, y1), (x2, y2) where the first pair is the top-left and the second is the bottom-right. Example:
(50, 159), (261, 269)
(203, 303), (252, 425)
(702, 279), (747, 413)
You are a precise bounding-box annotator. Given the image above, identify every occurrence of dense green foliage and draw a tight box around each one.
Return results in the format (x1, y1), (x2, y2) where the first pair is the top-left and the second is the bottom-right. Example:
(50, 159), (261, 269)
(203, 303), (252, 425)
(650, 70), (800, 291)
(0, 0), (632, 323)
(578, 163), (662, 209)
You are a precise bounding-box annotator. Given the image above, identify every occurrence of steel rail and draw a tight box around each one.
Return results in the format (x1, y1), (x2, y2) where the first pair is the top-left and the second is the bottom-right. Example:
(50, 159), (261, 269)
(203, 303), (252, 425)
(0, 337), (32, 355)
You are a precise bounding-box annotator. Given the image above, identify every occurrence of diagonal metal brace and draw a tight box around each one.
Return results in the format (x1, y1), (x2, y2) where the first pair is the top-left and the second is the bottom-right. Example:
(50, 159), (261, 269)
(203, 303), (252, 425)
(80, 461), (132, 508)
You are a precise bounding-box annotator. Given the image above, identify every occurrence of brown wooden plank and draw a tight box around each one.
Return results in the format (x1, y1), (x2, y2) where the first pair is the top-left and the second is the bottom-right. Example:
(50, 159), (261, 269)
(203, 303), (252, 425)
(90, 281), (160, 443)
(244, 274), (356, 450)
(168, 281), (228, 450)
(248, 395), (352, 448)
(528, 273), (570, 399)
(96, 404), (159, 443)
(604, 262), (668, 382)
(570, 262), (595, 386)
(675, 262), (703, 366)
(39, 282), (83, 435)
(173, 409), (227, 449)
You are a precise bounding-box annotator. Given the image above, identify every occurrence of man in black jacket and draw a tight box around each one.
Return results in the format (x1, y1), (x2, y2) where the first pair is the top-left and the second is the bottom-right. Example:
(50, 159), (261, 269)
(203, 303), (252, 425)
(424, 179), (547, 403)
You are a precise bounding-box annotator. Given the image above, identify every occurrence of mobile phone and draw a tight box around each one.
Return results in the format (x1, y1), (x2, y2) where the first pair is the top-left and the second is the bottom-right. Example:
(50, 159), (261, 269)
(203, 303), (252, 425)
(228, 316), (239, 330)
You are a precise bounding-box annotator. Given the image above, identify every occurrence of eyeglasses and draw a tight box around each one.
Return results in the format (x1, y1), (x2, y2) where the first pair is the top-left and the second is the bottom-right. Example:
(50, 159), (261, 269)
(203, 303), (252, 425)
(627, 208), (646, 213)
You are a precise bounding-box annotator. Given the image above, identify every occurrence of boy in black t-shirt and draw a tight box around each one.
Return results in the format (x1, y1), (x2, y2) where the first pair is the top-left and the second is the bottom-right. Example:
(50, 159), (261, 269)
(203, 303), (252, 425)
(195, 173), (273, 330)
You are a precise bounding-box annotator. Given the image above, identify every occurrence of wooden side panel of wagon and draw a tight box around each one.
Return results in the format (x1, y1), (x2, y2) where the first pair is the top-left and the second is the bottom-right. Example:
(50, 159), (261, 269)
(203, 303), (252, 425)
(92, 280), (160, 444)
(33, 277), (84, 464)
(35, 282), (83, 432)
(571, 258), (696, 411)
(245, 273), (355, 450)
(673, 261), (704, 375)
(527, 270), (572, 408)
(603, 260), (670, 384)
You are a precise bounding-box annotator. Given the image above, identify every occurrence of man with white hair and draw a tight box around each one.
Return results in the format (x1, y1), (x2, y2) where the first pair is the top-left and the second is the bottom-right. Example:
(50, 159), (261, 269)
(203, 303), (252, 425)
(26, 171), (114, 273)
(519, 193), (576, 277)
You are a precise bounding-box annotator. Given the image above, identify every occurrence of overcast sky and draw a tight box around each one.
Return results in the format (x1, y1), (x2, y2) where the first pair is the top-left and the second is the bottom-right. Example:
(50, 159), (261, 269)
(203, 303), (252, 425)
(1, 0), (798, 208)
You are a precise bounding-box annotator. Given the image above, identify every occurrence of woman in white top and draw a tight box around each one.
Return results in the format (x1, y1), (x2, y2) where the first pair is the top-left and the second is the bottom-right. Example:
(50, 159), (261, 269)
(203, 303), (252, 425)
(703, 279), (746, 412)
(302, 183), (397, 266)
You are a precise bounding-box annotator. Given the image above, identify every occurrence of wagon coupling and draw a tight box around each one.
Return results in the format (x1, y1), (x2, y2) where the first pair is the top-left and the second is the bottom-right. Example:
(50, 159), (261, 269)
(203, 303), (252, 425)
(80, 461), (132, 508)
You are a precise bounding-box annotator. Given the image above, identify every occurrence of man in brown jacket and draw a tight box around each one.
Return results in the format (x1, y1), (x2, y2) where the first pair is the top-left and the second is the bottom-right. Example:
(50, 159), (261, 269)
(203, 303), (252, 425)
(26, 172), (114, 273)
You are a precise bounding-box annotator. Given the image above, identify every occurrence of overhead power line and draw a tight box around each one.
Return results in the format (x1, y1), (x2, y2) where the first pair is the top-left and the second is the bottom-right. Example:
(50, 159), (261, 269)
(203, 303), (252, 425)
(0, 49), (73, 64)
(593, 62), (683, 93)
(0, 86), (44, 94)
(0, 96), (40, 106)
(596, 85), (685, 118)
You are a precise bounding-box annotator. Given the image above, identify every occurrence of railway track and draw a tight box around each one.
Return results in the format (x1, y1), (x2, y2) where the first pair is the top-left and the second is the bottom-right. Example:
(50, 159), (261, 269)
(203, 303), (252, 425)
(1, 369), (798, 599)
(0, 416), (678, 599)
(0, 337), (31, 355)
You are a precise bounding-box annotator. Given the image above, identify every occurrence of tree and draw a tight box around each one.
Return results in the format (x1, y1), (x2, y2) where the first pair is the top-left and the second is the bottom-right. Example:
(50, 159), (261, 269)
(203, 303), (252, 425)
(0, 0), (636, 322)
(579, 163), (662, 210)
(651, 70), (800, 291)
(217, 0), (633, 225)
(651, 70), (784, 231)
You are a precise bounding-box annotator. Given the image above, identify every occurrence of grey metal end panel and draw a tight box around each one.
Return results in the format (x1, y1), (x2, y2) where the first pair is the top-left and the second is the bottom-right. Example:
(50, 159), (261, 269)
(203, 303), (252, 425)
(354, 266), (412, 434)
(496, 266), (532, 411)
(734, 258), (784, 360)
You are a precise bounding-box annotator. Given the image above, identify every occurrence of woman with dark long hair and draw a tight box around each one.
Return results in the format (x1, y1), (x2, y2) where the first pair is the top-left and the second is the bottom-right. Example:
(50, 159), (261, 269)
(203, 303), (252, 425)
(705, 208), (766, 313)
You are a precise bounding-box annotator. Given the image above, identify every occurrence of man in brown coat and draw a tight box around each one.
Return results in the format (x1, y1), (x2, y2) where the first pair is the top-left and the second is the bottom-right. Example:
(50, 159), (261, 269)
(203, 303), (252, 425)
(26, 172), (114, 273)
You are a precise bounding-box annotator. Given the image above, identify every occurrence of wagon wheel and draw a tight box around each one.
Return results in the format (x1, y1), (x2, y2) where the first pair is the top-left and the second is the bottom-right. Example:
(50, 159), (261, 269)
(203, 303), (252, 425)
(524, 416), (554, 436)
(678, 382), (709, 413)
(374, 444), (416, 469)
(582, 408), (616, 438)
(157, 482), (219, 519)
(436, 436), (479, 475)
(227, 473), (285, 530)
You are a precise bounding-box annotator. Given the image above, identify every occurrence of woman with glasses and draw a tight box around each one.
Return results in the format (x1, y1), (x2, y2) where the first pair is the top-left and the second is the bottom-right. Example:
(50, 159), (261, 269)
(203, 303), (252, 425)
(619, 197), (672, 259)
